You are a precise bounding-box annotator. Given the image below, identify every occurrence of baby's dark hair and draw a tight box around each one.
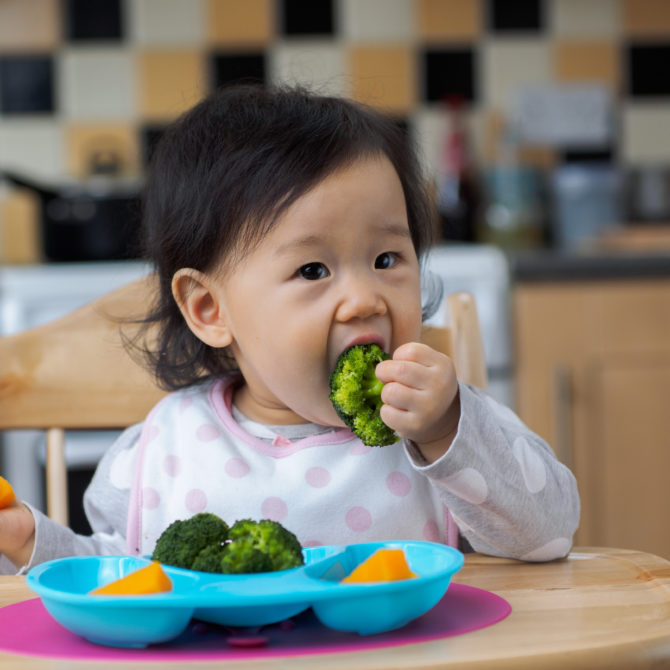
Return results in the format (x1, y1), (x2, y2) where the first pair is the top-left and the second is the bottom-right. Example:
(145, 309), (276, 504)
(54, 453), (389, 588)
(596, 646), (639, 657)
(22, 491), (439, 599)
(140, 83), (436, 390)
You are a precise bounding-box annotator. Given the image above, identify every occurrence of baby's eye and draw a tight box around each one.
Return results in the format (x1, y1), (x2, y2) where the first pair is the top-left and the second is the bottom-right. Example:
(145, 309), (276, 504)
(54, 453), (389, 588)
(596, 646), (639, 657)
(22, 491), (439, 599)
(298, 262), (329, 280)
(374, 252), (398, 270)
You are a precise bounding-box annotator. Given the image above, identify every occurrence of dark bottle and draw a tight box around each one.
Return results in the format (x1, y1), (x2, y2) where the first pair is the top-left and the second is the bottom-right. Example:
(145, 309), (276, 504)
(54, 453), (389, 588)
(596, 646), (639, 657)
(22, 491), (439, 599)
(435, 98), (479, 242)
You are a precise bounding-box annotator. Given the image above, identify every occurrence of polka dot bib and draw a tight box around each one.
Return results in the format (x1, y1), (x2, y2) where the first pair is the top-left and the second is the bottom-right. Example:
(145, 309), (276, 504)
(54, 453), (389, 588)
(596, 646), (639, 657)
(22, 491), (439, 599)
(126, 375), (457, 555)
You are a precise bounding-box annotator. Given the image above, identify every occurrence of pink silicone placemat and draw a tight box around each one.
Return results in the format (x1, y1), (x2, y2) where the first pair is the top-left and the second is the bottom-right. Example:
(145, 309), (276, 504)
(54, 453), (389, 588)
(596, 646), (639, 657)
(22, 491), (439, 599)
(0, 583), (510, 661)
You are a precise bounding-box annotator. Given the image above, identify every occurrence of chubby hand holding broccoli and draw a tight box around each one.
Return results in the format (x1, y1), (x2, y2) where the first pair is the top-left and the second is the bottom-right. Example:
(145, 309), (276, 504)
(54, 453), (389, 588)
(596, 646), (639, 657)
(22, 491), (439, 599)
(330, 342), (460, 463)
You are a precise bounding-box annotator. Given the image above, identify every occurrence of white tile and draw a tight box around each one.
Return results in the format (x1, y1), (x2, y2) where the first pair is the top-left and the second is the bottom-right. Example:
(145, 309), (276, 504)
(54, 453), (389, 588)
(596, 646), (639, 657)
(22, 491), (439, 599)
(129, 0), (205, 45)
(59, 48), (137, 121)
(0, 120), (65, 179)
(550, 0), (620, 37)
(482, 40), (552, 111)
(413, 106), (446, 177)
(622, 103), (670, 164)
(339, 0), (414, 42)
(269, 43), (349, 97)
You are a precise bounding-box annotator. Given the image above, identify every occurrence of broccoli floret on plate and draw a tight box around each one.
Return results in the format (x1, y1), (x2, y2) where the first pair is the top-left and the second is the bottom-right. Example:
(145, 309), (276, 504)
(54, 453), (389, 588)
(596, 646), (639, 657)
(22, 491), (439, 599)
(224, 519), (304, 573)
(220, 537), (273, 574)
(190, 543), (228, 573)
(151, 514), (304, 574)
(329, 343), (398, 447)
(151, 512), (229, 569)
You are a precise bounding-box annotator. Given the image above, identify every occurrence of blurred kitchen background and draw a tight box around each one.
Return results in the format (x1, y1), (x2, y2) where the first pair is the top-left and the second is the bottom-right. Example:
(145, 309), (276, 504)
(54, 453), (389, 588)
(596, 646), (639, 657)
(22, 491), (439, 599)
(1, 0), (670, 557)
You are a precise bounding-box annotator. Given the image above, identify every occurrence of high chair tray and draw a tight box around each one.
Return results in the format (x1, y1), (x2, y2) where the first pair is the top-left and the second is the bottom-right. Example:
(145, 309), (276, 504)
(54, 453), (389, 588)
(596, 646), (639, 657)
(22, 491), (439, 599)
(26, 540), (464, 648)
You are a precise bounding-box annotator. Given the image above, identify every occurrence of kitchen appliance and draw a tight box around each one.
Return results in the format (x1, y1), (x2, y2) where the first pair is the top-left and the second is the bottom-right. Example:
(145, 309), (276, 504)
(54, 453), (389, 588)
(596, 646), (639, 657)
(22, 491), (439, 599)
(551, 164), (624, 250)
(423, 244), (513, 408)
(627, 165), (670, 223)
(1, 170), (142, 262)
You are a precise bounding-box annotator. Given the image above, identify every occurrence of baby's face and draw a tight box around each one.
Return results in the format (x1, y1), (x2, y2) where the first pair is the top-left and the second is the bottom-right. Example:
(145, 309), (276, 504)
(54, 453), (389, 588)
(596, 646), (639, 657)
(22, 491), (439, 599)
(214, 154), (423, 427)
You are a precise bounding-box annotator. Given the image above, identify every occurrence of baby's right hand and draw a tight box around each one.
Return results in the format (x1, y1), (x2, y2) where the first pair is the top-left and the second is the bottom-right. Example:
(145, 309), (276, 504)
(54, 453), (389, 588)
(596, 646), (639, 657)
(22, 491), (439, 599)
(0, 498), (36, 570)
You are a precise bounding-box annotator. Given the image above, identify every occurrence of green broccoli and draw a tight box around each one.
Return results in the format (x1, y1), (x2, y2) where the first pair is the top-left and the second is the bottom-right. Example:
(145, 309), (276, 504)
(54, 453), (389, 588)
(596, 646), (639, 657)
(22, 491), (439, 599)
(220, 537), (273, 574)
(151, 514), (304, 574)
(329, 343), (398, 446)
(224, 519), (304, 573)
(190, 542), (228, 573)
(151, 512), (229, 569)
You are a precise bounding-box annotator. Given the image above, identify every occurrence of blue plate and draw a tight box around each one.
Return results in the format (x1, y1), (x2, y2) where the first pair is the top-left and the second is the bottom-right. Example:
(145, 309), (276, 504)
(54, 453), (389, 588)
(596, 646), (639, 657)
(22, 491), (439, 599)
(26, 540), (463, 647)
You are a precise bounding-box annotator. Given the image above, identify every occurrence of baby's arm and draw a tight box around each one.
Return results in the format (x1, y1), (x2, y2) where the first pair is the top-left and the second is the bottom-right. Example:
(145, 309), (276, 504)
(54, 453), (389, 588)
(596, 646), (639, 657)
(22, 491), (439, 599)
(0, 501), (36, 570)
(0, 424), (140, 575)
(407, 383), (580, 561)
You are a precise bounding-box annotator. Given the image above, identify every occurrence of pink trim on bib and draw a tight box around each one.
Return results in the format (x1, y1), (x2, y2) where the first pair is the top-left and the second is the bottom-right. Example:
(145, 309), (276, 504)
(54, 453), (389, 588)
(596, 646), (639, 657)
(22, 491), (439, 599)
(126, 399), (168, 555)
(209, 376), (356, 458)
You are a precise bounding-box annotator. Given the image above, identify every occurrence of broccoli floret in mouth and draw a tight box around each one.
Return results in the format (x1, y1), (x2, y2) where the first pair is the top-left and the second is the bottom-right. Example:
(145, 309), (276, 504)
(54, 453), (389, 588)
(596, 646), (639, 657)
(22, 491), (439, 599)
(329, 343), (399, 447)
(151, 514), (304, 574)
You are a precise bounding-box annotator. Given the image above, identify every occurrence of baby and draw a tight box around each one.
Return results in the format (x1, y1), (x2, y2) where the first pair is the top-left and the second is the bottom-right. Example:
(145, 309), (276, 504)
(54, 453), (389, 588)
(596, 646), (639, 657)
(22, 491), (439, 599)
(0, 84), (579, 573)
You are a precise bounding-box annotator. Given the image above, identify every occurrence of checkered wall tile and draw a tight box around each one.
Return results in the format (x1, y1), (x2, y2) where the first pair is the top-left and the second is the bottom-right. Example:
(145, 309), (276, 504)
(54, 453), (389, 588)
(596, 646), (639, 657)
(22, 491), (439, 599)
(0, 0), (669, 183)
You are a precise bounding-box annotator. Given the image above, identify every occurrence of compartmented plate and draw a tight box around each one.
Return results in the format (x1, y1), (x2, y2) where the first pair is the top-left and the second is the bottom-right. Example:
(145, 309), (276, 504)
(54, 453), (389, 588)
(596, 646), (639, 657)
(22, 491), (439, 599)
(26, 540), (464, 647)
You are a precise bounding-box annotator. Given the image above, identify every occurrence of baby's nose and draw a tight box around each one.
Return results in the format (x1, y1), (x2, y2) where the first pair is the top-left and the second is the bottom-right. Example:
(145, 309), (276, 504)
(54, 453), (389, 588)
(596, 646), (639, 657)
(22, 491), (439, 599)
(335, 280), (387, 322)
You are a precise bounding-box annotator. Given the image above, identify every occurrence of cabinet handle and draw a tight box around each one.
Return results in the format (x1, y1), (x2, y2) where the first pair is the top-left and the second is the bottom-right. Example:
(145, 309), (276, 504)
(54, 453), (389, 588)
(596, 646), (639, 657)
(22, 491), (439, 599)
(553, 365), (573, 470)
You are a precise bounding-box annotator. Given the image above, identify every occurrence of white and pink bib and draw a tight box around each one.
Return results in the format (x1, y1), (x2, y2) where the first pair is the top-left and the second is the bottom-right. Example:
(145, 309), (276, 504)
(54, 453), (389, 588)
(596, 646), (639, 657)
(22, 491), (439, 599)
(126, 375), (458, 555)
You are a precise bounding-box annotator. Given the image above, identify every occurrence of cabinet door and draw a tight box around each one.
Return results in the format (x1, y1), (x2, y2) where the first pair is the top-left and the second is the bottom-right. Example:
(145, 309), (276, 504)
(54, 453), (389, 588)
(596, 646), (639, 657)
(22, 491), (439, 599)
(593, 357), (670, 558)
(515, 280), (670, 558)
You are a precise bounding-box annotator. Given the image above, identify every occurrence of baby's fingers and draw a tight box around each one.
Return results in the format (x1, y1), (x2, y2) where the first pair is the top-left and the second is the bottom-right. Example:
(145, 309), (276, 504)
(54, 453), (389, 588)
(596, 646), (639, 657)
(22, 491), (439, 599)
(375, 358), (425, 390)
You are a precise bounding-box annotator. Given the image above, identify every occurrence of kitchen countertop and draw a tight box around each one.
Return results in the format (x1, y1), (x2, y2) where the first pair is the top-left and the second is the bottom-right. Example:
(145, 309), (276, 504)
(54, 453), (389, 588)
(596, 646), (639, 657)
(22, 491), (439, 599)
(511, 224), (670, 282)
(511, 249), (670, 282)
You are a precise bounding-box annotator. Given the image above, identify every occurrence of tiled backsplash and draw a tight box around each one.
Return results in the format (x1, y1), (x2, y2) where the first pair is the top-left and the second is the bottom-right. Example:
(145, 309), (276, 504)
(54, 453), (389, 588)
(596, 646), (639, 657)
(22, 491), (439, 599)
(1, 0), (670, 176)
(0, 0), (669, 256)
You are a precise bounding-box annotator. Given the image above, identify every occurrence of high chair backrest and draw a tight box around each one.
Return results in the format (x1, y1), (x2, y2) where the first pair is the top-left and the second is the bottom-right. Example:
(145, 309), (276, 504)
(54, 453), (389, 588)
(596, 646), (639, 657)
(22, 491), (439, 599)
(0, 278), (487, 526)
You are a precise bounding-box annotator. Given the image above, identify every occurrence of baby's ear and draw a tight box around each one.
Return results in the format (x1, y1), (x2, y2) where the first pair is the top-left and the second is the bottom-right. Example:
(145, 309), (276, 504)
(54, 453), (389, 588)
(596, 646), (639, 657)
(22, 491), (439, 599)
(171, 268), (233, 348)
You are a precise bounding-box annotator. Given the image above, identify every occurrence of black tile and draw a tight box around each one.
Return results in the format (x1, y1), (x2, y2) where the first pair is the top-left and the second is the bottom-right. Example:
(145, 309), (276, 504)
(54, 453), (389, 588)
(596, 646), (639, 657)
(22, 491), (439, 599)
(211, 52), (266, 88)
(0, 55), (55, 114)
(627, 43), (670, 98)
(65, 0), (123, 40)
(281, 0), (334, 35)
(423, 49), (476, 103)
(488, 0), (543, 32)
(561, 147), (615, 164)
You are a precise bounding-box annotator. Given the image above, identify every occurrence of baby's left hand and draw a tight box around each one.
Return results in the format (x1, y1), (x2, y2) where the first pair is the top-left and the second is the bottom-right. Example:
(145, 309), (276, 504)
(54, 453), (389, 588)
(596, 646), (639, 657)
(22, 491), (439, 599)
(375, 342), (460, 463)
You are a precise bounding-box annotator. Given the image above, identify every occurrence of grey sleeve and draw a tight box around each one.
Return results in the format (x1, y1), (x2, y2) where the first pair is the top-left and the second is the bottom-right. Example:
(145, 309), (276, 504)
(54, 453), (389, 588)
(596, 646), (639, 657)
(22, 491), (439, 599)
(2, 424), (142, 575)
(405, 382), (580, 562)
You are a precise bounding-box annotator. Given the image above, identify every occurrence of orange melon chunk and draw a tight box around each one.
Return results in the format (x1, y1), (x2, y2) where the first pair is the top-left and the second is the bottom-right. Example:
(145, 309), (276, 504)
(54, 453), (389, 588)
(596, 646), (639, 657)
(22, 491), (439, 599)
(90, 561), (173, 595)
(0, 476), (16, 509)
(341, 548), (417, 584)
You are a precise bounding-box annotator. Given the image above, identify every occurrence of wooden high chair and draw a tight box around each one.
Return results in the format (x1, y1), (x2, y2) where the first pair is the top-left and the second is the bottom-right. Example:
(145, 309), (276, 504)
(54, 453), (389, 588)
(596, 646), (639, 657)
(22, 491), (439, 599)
(0, 278), (487, 526)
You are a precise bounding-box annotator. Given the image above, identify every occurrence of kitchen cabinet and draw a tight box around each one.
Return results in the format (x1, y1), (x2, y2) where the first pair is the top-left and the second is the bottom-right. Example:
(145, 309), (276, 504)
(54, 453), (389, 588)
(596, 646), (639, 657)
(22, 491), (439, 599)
(514, 265), (670, 559)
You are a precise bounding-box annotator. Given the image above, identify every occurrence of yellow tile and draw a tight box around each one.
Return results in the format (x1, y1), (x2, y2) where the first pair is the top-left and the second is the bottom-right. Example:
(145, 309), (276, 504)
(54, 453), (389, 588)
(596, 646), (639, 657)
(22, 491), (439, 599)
(350, 46), (415, 114)
(138, 50), (207, 121)
(417, 0), (482, 41)
(0, 0), (60, 50)
(206, 0), (274, 46)
(517, 145), (557, 169)
(554, 40), (620, 91)
(0, 189), (41, 263)
(622, 0), (670, 36)
(66, 125), (140, 178)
